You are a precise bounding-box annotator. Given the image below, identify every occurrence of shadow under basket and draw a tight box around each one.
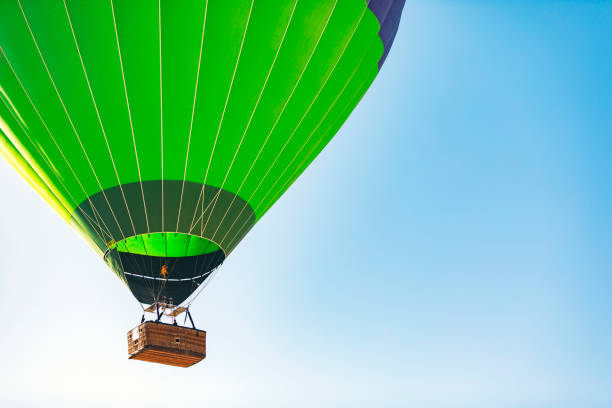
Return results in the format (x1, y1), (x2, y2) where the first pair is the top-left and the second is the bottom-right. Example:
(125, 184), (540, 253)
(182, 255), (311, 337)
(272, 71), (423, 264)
(127, 321), (206, 367)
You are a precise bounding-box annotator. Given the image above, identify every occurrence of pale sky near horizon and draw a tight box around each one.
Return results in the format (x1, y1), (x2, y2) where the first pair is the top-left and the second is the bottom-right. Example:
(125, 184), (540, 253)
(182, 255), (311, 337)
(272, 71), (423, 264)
(1, 1), (611, 407)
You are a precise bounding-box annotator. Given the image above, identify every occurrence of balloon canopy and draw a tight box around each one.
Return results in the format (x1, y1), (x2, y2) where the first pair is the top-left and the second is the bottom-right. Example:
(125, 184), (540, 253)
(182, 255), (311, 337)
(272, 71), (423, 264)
(0, 0), (404, 305)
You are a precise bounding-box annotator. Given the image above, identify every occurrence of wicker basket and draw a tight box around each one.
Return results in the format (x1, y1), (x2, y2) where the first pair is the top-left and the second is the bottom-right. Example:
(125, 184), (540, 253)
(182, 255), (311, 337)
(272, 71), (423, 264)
(127, 321), (206, 367)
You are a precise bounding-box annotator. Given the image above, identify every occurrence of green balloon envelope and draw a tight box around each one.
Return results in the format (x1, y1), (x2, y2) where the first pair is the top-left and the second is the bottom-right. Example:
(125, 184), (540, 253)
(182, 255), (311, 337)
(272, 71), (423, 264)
(0, 0), (404, 304)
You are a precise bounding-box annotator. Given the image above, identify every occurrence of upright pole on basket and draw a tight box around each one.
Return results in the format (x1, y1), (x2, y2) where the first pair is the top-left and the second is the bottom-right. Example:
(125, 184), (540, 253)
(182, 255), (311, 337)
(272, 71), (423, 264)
(186, 308), (196, 330)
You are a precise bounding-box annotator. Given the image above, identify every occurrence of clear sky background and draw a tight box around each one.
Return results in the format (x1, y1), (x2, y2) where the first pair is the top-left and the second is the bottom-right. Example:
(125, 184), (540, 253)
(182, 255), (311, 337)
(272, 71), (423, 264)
(1, 1), (611, 407)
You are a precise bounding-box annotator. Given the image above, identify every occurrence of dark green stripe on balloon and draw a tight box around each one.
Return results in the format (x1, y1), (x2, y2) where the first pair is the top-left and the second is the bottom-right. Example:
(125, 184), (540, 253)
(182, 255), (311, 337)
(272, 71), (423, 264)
(72, 180), (256, 256)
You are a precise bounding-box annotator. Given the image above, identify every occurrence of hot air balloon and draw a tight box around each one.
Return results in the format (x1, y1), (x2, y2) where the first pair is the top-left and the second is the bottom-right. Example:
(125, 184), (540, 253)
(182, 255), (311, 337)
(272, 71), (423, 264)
(0, 0), (404, 366)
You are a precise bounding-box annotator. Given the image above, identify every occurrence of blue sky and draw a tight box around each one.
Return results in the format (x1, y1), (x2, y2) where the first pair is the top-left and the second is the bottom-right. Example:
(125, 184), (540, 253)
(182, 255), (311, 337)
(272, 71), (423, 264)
(0, 1), (611, 407)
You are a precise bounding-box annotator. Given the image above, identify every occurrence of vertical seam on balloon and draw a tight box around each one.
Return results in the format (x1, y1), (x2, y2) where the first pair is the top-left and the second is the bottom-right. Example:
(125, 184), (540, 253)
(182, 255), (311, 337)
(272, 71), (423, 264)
(159, 0), (164, 234)
(188, 0), (338, 235)
(17, 0), (127, 241)
(187, 182), (205, 232)
(203, 0), (300, 240)
(190, 0), (254, 237)
(176, 0), (209, 233)
(63, 0), (138, 237)
(110, 0), (150, 234)
(219, 0), (366, 248)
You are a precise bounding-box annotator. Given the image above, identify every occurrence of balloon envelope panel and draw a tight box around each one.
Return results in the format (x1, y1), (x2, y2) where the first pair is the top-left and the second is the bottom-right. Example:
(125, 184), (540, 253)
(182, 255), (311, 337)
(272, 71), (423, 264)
(0, 0), (404, 304)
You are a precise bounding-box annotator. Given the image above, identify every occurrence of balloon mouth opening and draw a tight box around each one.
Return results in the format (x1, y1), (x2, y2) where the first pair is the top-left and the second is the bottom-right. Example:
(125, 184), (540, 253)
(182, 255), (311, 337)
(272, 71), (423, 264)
(103, 233), (227, 305)
(110, 232), (222, 258)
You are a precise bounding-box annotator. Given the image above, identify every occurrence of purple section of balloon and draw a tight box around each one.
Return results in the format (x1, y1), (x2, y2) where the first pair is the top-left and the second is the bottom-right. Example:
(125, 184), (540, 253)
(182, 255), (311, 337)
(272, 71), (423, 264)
(368, 0), (405, 68)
